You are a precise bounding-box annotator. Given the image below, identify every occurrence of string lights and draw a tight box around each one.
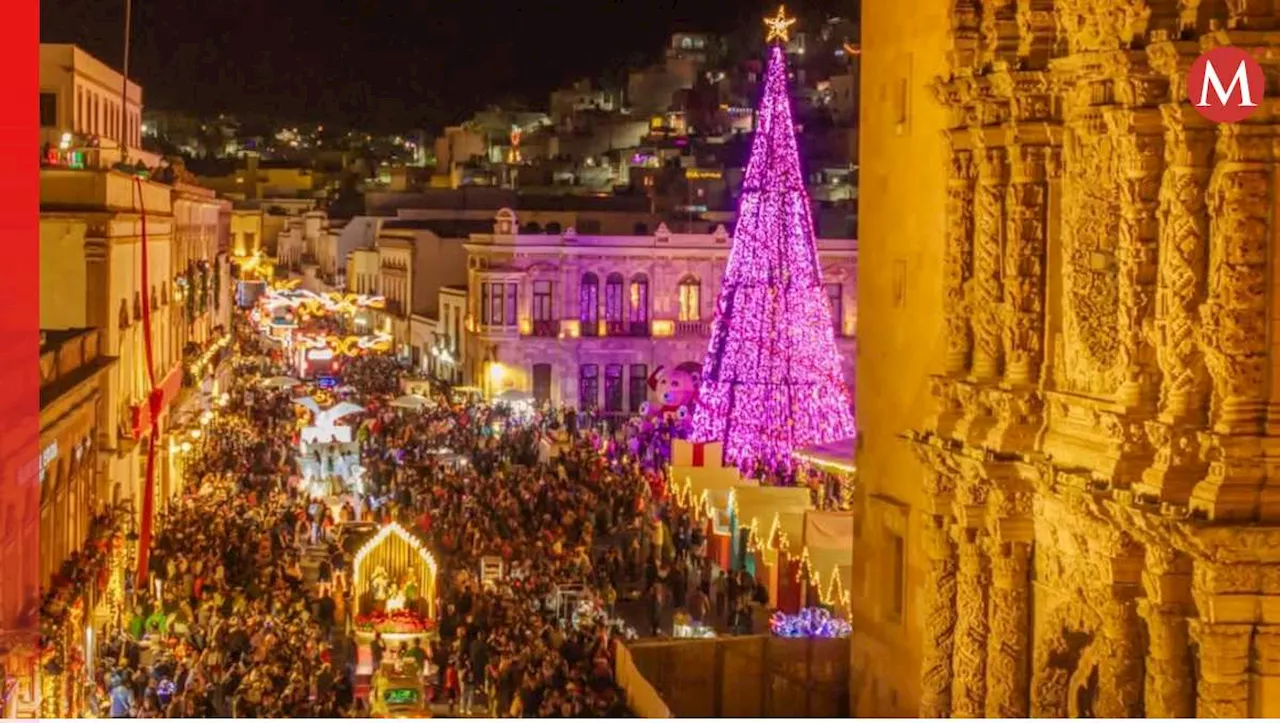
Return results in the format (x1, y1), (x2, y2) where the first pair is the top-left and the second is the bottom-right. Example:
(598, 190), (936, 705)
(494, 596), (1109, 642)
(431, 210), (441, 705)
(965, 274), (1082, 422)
(769, 607), (851, 639)
(691, 40), (856, 472)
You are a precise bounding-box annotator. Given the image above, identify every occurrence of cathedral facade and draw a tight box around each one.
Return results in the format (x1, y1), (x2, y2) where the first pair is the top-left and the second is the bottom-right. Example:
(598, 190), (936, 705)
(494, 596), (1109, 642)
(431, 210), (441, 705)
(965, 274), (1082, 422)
(855, 0), (1280, 717)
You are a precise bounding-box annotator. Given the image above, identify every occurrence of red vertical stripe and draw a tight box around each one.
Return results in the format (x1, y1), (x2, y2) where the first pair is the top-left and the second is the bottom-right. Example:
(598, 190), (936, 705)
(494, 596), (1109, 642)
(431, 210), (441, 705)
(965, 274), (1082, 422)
(692, 443), (705, 466)
(0, 0), (40, 698)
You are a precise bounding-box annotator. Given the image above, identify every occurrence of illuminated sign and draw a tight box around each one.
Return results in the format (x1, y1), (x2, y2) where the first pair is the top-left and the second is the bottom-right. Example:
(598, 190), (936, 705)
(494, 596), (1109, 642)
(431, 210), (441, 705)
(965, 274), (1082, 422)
(685, 169), (723, 180)
(384, 688), (419, 705)
(308, 349), (335, 361)
(316, 375), (338, 389)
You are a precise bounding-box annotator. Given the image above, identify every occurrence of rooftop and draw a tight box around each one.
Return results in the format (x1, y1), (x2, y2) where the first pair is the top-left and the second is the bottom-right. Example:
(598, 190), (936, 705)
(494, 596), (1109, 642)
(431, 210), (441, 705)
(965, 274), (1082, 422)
(380, 219), (495, 237)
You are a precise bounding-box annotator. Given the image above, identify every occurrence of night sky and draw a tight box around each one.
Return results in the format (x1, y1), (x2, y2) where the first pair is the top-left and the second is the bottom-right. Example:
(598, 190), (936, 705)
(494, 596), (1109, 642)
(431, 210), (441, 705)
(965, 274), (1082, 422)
(40, 0), (819, 132)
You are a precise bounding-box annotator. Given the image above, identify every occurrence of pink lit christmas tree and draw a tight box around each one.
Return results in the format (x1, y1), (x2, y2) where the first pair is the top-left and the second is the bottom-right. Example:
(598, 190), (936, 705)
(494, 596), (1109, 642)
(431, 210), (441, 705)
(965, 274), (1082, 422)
(691, 8), (856, 472)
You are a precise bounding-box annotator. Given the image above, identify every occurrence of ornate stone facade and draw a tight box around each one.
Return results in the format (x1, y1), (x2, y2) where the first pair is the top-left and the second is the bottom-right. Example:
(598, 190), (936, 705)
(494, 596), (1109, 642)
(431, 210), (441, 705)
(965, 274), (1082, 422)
(898, 1), (1280, 717)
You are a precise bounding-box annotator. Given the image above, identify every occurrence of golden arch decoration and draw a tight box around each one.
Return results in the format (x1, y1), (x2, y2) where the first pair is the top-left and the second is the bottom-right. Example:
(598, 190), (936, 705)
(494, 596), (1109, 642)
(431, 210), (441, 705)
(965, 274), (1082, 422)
(352, 521), (439, 619)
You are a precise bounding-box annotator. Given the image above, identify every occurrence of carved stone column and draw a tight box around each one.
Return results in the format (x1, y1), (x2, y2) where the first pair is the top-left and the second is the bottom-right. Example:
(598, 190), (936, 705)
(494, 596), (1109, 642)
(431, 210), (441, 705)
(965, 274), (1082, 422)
(1110, 109), (1164, 412)
(944, 145), (977, 376)
(1152, 105), (1213, 425)
(1001, 144), (1048, 388)
(983, 540), (1029, 717)
(1097, 598), (1145, 717)
(1189, 620), (1252, 718)
(1139, 600), (1194, 717)
(920, 513), (958, 718)
(1253, 627), (1280, 718)
(971, 147), (1008, 382)
(1199, 124), (1270, 436)
(1139, 547), (1194, 718)
(1193, 123), (1273, 520)
(950, 526), (990, 717)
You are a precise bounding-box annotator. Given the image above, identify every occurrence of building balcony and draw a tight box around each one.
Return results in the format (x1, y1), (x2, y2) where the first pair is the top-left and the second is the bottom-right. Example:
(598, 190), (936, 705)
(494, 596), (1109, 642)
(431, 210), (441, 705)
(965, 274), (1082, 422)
(674, 320), (711, 336)
(528, 319), (558, 338)
(604, 320), (651, 338)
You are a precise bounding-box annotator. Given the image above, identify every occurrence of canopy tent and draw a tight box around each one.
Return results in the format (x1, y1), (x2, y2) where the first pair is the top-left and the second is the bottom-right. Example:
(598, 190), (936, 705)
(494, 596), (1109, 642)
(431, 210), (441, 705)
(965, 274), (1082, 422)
(801, 511), (854, 612)
(261, 376), (301, 389)
(389, 394), (430, 410)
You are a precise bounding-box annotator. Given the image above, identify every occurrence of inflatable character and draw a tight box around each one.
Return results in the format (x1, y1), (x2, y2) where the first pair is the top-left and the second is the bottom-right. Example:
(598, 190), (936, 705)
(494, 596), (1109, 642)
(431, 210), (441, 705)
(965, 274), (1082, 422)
(640, 362), (703, 420)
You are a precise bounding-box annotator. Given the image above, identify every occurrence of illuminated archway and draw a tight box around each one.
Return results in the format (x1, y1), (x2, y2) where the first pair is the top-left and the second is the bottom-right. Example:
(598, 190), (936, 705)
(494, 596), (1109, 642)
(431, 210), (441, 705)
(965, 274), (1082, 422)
(352, 521), (438, 619)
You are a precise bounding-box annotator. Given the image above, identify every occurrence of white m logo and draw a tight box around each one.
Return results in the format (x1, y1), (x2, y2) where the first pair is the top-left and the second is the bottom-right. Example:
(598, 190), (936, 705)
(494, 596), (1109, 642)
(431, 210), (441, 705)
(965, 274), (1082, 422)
(1197, 59), (1258, 108)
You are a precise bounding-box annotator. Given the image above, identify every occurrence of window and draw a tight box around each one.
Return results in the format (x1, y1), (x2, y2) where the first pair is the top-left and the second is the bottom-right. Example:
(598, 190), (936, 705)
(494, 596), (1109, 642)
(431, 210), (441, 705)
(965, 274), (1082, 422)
(39, 93), (56, 127)
(605, 273), (625, 324)
(487, 282), (504, 325)
(76, 88), (83, 131)
(533, 281), (553, 322)
(604, 364), (624, 412)
(532, 363), (553, 405)
(629, 364), (648, 413)
(827, 283), (843, 335)
(579, 273), (599, 335)
(506, 283), (518, 327)
(678, 276), (701, 321)
(579, 364), (599, 410)
(629, 274), (649, 325)
(890, 533), (905, 620)
(481, 283), (491, 325)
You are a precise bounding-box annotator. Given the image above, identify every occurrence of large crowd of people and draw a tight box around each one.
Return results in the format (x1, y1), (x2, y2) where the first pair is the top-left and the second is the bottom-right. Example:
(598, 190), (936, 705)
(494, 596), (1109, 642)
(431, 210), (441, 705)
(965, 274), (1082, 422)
(87, 320), (697, 718)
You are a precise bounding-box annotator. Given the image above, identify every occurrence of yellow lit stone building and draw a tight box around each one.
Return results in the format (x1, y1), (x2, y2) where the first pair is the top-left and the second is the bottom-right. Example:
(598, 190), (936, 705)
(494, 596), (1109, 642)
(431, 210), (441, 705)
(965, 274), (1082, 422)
(856, 0), (1280, 718)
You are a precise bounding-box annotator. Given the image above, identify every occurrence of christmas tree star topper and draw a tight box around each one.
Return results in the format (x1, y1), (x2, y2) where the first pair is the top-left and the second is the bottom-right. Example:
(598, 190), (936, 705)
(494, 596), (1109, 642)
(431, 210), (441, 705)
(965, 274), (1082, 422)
(764, 5), (796, 44)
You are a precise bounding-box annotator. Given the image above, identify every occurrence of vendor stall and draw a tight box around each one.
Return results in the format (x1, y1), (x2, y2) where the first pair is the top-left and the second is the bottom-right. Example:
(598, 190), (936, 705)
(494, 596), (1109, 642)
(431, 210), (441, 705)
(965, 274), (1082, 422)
(799, 511), (854, 614)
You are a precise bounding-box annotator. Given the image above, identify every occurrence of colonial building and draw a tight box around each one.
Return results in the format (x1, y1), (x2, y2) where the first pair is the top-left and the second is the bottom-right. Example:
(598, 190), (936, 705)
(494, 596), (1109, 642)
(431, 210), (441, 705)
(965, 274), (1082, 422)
(370, 220), (488, 363)
(171, 182), (233, 356)
(855, 0), (1280, 718)
(465, 209), (856, 408)
(38, 44), (160, 170)
(38, 329), (113, 590)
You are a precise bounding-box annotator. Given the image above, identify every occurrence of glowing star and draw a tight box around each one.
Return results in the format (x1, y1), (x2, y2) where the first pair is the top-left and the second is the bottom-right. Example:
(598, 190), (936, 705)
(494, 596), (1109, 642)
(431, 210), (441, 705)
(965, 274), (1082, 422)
(691, 42), (856, 472)
(764, 5), (796, 44)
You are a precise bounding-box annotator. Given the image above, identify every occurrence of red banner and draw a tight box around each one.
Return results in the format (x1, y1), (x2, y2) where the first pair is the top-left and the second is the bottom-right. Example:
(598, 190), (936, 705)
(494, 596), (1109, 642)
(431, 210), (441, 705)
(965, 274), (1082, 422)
(128, 364), (183, 438)
(134, 177), (160, 590)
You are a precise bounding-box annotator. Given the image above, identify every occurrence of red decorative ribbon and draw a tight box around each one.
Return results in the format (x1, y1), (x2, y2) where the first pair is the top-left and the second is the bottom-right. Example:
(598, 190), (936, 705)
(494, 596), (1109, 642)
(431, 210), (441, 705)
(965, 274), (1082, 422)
(692, 443), (706, 467)
(134, 176), (163, 590)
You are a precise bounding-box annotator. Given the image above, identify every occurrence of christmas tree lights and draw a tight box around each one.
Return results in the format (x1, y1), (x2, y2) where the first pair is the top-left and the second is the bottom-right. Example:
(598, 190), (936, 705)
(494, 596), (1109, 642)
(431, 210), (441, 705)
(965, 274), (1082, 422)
(691, 30), (856, 472)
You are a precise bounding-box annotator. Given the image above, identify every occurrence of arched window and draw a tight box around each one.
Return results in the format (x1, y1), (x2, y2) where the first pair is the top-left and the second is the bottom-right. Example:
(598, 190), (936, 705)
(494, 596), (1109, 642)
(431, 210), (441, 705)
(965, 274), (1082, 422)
(633, 222), (649, 235)
(629, 273), (650, 331)
(523, 222), (543, 234)
(678, 275), (701, 321)
(579, 272), (599, 336)
(604, 272), (625, 327)
(545, 221), (562, 235)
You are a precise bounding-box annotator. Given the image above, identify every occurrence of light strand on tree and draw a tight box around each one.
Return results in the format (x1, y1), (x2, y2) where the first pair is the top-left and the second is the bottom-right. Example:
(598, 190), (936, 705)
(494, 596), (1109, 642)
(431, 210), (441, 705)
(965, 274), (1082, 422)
(691, 43), (856, 472)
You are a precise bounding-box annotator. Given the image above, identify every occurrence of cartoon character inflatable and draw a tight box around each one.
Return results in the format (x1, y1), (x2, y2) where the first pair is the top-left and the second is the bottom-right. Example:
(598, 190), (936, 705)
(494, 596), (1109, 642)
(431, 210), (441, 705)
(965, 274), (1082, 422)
(641, 362), (703, 420)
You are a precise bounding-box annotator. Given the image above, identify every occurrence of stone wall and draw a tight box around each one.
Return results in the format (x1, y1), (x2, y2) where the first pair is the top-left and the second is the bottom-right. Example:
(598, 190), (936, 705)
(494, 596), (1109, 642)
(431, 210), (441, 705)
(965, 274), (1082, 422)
(857, 0), (1280, 717)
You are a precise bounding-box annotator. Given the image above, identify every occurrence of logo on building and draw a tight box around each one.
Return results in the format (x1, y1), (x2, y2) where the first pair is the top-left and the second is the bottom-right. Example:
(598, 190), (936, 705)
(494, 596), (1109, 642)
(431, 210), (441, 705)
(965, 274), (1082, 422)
(1187, 46), (1265, 124)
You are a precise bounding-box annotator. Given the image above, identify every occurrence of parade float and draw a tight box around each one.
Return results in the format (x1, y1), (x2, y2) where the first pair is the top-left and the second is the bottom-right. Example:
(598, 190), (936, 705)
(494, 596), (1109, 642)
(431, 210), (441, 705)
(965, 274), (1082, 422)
(351, 522), (438, 644)
(293, 390), (367, 499)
